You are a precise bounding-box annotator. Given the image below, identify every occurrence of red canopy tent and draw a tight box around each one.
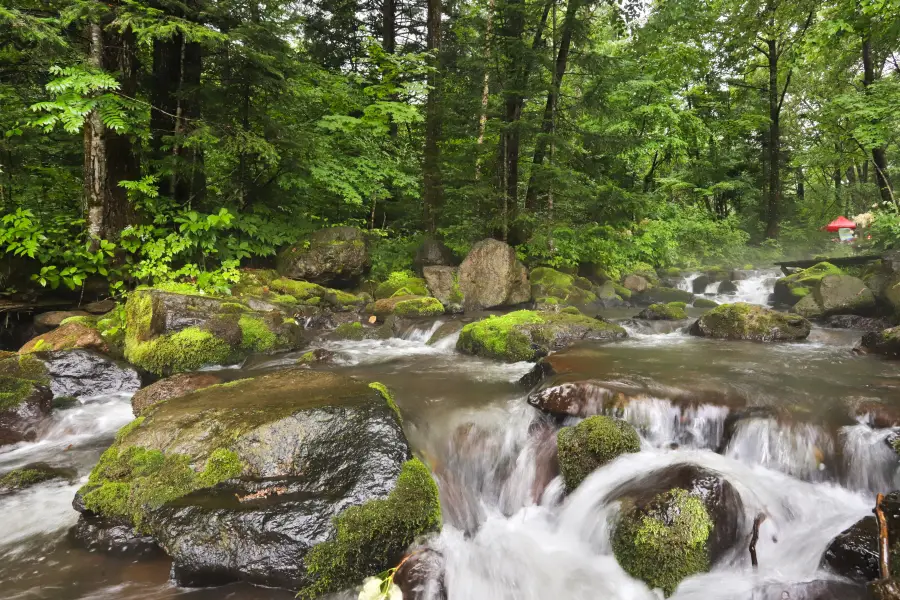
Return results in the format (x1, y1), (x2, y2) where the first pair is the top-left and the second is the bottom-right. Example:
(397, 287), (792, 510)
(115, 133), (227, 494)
(825, 216), (856, 232)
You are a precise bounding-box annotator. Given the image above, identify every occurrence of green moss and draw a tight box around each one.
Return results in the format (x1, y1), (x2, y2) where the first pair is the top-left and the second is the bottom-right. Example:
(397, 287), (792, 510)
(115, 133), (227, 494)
(530, 267), (598, 306)
(693, 298), (718, 308)
(449, 272), (464, 304)
(125, 326), (232, 376)
(81, 444), (242, 531)
(668, 302), (687, 309)
(612, 489), (713, 596)
(238, 315), (278, 351)
(0, 354), (50, 411)
(333, 321), (366, 340)
(116, 417), (145, 442)
(530, 267), (575, 289)
(393, 296), (444, 317)
(220, 302), (249, 313)
(613, 283), (632, 299)
(640, 303), (687, 320)
(777, 262), (844, 304)
(271, 294), (298, 304)
(270, 278), (327, 300)
(369, 382), (402, 424)
(537, 296), (560, 305)
(562, 306), (582, 315)
(375, 272), (429, 300)
(0, 377), (40, 411)
(628, 262), (660, 284)
(59, 315), (98, 327)
(298, 351), (317, 364)
(299, 458), (441, 599)
(557, 416), (640, 490)
(0, 467), (61, 491)
(694, 302), (810, 342)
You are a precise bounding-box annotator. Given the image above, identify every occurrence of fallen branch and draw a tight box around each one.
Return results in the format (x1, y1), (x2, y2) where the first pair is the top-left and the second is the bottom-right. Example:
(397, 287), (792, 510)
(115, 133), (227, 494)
(876, 493), (890, 579)
(236, 486), (288, 503)
(749, 512), (767, 569)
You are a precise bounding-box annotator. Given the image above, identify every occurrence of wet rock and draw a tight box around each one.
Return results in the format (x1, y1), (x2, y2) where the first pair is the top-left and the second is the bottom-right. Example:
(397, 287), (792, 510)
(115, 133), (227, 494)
(457, 310), (626, 362)
(75, 369), (441, 593)
(530, 267), (598, 307)
(636, 303), (688, 321)
(824, 314), (891, 331)
(846, 398), (900, 429)
(375, 272), (430, 299)
(394, 546), (446, 600)
(718, 406), (785, 452)
(70, 514), (163, 558)
(870, 578), (900, 600)
(423, 266), (462, 306)
(693, 298), (718, 308)
(457, 239), (530, 311)
(689, 303), (811, 342)
(20, 322), (108, 354)
(821, 491), (900, 583)
(373, 295), (444, 318)
(0, 462), (75, 494)
(131, 372), (225, 416)
(123, 289), (302, 376)
(413, 238), (457, 274)
(717, 280), (738, 294)
(276, 226), (370, 288)
(622, 274), (650, 293)
(692, 275), (710, 294)
(296, 348), (336, 366)
(41, 350), (141, 399)
(793, 275), (876, 319)
(731, 270), (756, 281)
(528, 381), (623, 418)
(0, 354), (53, 446)
(84, 299), (117, 314)
(859, 327), (900, 358)
(611, 464), (743, 596)
(426, 321), (464, 346)
(774, 262), (843, 306)
(33, 310), (91, 333)
(557, 415), (640, 490)
(636, 287), (694, 306)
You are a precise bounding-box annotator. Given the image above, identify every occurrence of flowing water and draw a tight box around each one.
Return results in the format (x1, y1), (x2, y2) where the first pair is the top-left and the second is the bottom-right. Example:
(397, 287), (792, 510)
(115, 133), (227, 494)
(2, 272), (899, 599)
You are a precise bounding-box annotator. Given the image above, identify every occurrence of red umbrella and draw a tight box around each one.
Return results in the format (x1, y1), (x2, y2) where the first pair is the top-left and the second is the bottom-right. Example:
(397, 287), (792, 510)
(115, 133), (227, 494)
(825, 216), (856, 232)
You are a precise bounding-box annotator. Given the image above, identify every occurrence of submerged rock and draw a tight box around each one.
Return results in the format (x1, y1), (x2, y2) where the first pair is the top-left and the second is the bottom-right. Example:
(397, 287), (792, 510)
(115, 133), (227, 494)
(0, 354), (53, 446)
(122, 289), (302, 375)
(821, 491), (900, 583)
(611, 464), (743, 596)
(74, 369), (441, 593)
(556, 415), (640, 490)
(276, 226), (370, 288)
(457, 239), (530, 310)
(130, 372), (225, 416)
(859, 327), (900, 358)
(824, 314), (891, 331)
(456, 310), (626, 362)
(689, 303), (811, 342)
(0, 462), (75, 494)
(636, 303), (688, 321)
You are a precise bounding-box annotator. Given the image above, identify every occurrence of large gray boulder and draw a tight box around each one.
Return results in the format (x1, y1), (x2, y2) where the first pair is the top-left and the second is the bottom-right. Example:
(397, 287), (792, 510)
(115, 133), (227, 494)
(73, 369), (441, 594)
(457, 239), (530, 310)
(793, 274), (876, 319)
(689, 303), (811, 341)
(423, 266), (462, 306)
(276, 226), (370, 288)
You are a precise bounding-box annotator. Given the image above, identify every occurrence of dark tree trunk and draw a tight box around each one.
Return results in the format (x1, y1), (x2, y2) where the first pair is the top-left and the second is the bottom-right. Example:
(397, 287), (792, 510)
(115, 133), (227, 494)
(422, 0), (442, 233)
(524, 0), (580, 211)
(764, 34), (781, 239)
(862, 36), (894, 205)
(383, 0), (396, 54)
(175, 40), (204, 207)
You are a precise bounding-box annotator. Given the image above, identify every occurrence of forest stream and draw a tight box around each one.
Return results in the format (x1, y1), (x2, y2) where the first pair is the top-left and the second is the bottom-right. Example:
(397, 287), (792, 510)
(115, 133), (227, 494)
(1, 271), (899, 600)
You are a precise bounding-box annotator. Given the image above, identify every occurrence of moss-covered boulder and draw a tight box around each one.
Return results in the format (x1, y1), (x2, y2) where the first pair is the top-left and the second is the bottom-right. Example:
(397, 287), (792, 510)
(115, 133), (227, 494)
(33, 310), (91, 333)
(693, 298), (718, 308)
(374, 271), (430, 299)
(689, 303), (811, 342)
(622, 274), (650, 293)
(74, 369), (441, 592)
(458, 239), (531, 310)
(130, 372), (226, 416)
(372, 294), (444, 318)
(791, 274), (876, 320)
(636, 303), (688, 321)
(860, 327), (900, 358)
(123, 289), (302, 375)
(0, 462), (75, 494)
(235, 270), (366, 312)
(530, 267), (598, 307)
(276, 226), (370, 288)
(456, 310), (626, 362)
(774, 262), (843, 306)
(611, 465), (742, 596)
(556, 416), (640, 490)
(636, 287), (694, 306)
(19, 322), (109, 354)
(0, 354), (52, 446)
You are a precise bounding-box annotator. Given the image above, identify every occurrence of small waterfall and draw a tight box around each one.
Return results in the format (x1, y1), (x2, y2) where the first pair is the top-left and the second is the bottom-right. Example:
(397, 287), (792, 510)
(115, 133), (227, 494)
(840, 424), (900, 493)
(724, 418), (835, 481)
(677, 270), (779, 306)
(619, 399), (730, 450)
(400, 320), (445, 343)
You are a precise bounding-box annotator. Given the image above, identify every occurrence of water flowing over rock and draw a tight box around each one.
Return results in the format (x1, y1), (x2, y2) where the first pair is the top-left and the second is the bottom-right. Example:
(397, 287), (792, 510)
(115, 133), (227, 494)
(72, 369), (441, 593)
(689, 302), (811, 341)
(276, 226), (370, 287)
(457, 239), (530, 310)
(717, 280), (739, 294)
(457, 310), (626, 362)
(821, 491), (900, 583)
(0, 354), (53, 446)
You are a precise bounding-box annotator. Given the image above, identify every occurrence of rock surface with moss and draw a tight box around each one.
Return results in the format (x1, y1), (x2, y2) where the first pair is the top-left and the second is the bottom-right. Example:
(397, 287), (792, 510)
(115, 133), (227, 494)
(276, 226), (370, 288)
(636, 303), (688, 321)
(456, 310), (627, 362)
(790, 274), (876, 319)
(236, 270), (366, 312)
(689, 303), (811, 342)
(423, 266), (464, 306)
(0, 354), (53, 446)
(0, 462), (75, 494)
(636, 286), (694, 306)
(556, 416), (640, 490)
(611, 464), (743, 596)
(693, 298), (718, 308)
(123, 289), (302, 375)
(20, 322), (109, 354)
(530, 267), (599, 307)
(860, 326), (900, 358)
(74, 369), (440, 591)
(130, 372), (228, 416)
(774, 262), (843, 306)
(374, 271), (430, 299)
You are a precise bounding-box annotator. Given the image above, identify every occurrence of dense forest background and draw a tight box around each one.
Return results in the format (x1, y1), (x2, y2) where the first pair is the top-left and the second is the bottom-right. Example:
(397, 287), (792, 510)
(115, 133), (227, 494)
(1, 0), (899, 294)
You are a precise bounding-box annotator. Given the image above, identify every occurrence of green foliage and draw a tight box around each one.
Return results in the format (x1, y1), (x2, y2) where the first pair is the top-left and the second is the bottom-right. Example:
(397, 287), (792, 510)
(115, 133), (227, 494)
(374, 271), (429, 299)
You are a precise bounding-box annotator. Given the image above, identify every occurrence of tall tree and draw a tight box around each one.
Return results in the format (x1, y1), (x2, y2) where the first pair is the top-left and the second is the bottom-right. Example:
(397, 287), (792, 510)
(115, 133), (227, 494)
(422, 0), (443, 231)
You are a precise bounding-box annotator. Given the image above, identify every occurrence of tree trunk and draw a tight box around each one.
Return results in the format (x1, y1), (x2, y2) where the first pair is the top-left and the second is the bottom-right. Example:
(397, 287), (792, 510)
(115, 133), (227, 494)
(475, 0), (496, 179)
(862, 36), (894, 205)
(764, 36), (781, 239)
(175, 40), (204, 207)
(524, 0), (579, 211)
(383, 0), (396, 54)
(83, 22), (107, 244)
(422, 0), (443, 233)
